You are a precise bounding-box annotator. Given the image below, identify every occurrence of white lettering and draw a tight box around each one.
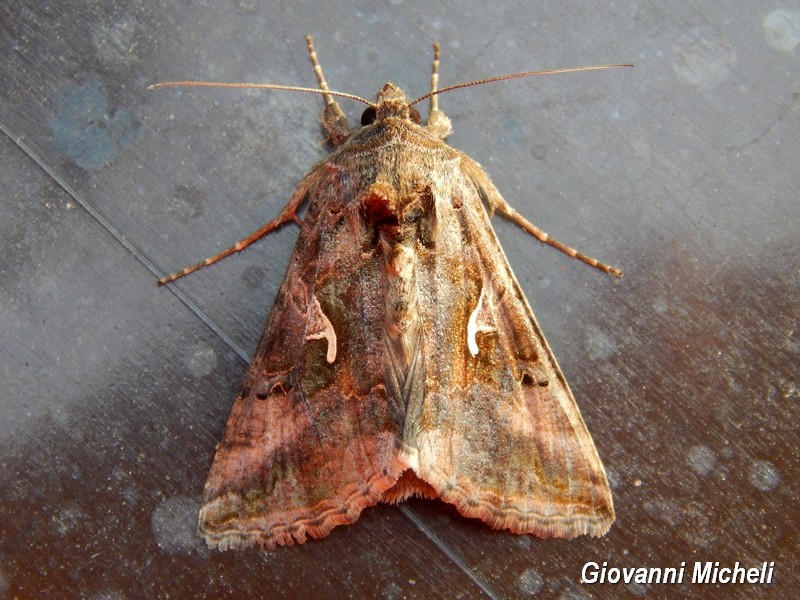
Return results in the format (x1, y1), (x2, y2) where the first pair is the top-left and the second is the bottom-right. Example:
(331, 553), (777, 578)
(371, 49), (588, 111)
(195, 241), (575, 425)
(584, 560), (773, 586)
(581, 561), (600, 584)
(693, 561), (713, 584)
(730, 562), (747, 584)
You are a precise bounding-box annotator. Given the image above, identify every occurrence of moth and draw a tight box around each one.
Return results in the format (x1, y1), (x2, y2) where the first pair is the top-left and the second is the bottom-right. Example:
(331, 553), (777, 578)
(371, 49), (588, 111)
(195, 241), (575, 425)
(152, 36), (628, 550)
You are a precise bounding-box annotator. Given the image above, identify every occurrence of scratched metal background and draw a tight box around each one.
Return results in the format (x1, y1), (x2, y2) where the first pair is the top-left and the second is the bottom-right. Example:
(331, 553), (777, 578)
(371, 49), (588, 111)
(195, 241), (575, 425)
(1, 1), (797, 598)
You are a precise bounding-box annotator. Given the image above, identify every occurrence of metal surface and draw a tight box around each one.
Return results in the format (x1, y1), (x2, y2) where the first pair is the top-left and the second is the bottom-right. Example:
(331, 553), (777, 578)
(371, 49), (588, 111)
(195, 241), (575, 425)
(1, 1), (797, 598)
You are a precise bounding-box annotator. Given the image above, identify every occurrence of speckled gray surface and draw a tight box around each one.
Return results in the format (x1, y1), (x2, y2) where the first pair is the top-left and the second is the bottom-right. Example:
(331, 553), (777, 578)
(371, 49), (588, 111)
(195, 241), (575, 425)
(1, 2), (798, 598)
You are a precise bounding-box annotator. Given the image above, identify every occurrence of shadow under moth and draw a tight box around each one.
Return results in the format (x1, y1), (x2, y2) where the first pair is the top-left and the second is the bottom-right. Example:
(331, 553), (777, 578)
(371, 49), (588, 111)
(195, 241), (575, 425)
(153, 36), (629, 550)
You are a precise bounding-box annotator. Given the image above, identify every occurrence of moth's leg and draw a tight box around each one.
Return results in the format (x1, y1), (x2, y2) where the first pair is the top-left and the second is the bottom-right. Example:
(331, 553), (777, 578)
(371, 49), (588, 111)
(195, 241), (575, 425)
(305, 35), (350, 146)
(425, 42), (453, 140)
(158, 184), (307, 285)
(492, 194), (623, 277)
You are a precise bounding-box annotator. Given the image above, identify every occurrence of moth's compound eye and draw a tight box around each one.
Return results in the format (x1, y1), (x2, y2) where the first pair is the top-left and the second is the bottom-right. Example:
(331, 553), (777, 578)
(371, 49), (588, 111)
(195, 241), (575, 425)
(361, 107), (377, 126)
(409, 107), (421, 124)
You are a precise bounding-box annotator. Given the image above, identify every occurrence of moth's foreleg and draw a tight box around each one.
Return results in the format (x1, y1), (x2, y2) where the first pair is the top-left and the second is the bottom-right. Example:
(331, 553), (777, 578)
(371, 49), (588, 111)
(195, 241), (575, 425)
(425, 42), (453, 140)
(305, 35), (350, 146)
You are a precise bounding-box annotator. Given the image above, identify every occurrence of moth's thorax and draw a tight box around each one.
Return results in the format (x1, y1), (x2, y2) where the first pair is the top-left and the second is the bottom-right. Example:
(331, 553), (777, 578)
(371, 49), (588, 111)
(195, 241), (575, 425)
(334, 113), (457, 224)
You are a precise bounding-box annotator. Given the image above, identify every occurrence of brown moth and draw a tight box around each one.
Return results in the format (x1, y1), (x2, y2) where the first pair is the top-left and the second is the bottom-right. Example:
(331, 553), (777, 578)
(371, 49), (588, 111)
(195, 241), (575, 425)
(152, 36), (628, 550)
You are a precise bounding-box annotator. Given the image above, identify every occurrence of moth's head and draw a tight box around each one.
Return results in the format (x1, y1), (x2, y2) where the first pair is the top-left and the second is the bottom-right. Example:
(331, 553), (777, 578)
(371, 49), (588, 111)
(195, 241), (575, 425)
(360, 82), (421, 127)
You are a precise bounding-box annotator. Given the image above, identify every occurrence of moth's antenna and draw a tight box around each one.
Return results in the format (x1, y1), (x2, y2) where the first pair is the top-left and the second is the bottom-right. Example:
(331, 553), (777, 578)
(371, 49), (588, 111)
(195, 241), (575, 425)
(412, 63), (633, 106)
(424, 42), (454, 139)
(147, 80), (372, 105)
(148, 35), (375, 110)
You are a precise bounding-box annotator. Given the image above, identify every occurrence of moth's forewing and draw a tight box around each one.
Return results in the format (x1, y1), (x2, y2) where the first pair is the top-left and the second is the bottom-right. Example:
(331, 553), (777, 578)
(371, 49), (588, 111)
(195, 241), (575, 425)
(198, 163), (407, 550)
(401, 153), (614, 537)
